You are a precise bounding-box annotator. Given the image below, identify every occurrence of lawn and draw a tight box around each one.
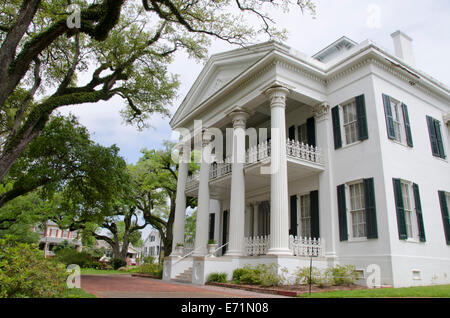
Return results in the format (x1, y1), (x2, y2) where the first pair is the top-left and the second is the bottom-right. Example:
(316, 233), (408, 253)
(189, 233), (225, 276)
(299, 284), (450, 298)
(80, 267), (140, 275)
(64, 288), (97, 298)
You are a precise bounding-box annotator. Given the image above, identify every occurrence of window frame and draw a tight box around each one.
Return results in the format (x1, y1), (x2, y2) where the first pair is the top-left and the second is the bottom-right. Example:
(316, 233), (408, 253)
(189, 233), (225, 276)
(341, 98), (359, 146)
(399, 179), (421, 242)
(298, 193), (311, 238)
(345, 180), (367, 240)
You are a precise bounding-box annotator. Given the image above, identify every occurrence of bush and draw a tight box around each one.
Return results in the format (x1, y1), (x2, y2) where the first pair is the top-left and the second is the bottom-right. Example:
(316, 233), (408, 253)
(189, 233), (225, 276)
(232, 264), (284, 287)
(207, 272), (227, 283)
(294, 266), (327, 286)
(142, 256), (156, 264)
(111, 258), (127, 270)
(328, 265), (359, 286)
(294, 264), (359, 287)
(0, 236), (68, 298)
(138, 262), (163, 277)
(54, 249), (95, 268)
(52, 240), (76, 254)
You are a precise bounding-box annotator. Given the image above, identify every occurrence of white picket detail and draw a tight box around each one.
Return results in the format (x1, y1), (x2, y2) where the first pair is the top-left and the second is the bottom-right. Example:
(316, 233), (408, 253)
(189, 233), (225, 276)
(289, 235), (324, 257)
(244, 235), (270, 256)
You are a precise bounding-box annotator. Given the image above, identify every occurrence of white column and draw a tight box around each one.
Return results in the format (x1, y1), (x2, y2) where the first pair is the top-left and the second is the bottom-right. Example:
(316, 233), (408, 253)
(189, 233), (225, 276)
(226, 108), (250, 256)
(265, 86), (292, 256)
(253, 202), (259, 237)
(193, 138), (212, 256)
(313, 102), (336, 259)
(171, 149), (189, 256)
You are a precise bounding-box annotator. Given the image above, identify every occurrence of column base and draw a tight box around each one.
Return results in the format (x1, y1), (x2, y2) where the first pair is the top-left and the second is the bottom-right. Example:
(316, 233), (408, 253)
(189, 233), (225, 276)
(224, 250), (244, 257)
(267, 248), (293, 256)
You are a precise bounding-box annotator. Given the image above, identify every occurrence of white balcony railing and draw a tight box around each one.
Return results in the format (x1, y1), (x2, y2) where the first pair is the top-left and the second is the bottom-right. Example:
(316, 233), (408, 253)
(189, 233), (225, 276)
(289, 235), (324, 257)
(185, 139), (323, 189)
(243, 235), (324, 257)
(244, 235), (270, 256)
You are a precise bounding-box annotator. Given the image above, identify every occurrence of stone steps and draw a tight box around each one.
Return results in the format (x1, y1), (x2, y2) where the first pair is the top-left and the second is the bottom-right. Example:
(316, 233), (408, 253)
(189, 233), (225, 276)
(173, 267), (193, 283)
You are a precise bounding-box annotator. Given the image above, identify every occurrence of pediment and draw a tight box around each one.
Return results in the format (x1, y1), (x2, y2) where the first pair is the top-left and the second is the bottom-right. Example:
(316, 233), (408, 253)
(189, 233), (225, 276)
(171, 42), (281, 128)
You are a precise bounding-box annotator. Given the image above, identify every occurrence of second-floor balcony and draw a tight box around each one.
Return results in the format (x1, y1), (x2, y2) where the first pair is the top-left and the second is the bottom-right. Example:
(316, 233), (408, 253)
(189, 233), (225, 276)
(185, 139), (324, 198)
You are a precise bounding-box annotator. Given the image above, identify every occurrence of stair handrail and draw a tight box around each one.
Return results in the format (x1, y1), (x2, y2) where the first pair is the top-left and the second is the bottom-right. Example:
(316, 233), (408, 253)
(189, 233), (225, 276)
(173, 242), (230, 265)
(208, 242), (229, 257)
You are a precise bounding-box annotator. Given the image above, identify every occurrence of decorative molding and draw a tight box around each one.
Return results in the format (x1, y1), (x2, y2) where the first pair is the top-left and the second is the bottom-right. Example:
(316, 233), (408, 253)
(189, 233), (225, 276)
(312, 102), (330, 122)
(264, 86), (289, 108)
(275, 60), (327, 85)
(444, 113), (450, 126)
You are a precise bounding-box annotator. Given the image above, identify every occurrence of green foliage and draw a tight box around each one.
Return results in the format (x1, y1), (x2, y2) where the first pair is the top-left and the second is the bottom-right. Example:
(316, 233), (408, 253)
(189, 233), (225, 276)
(207, 273), (227, 283)
(54, 249), (98, 269)
(328, 265), (359, 286)
(0, 236), (68, 298)
(294, 265), (359, 287)
(111, 258), (127, 270)
(142, 256), (156, 264)
(138, 262), (163, 278)
(52, 240), (77, 254)
(232, 264), (285, 287)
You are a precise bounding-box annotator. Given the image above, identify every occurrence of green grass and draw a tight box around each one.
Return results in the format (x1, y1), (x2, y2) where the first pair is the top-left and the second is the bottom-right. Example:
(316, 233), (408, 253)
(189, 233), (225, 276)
(63, 288), (97, 298)
(299, 284), (450, 298)
(80, 268), (136, 275)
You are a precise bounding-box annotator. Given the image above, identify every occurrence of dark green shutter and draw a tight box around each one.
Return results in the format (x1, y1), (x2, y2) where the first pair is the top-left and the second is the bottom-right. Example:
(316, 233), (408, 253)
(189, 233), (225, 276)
(337, 184), (348, 241)
(288, 125), (296, 141)
(364, 178), (378, 239)
(355, 94), (368, 141)
(310, 190), (320, 239)
(382, 94), (396, 140)
(393, 178), (408, 240)
(332, 106), (342, 149)
(412, 184), (426, 242)
(434, 120), (446, 159)
(438, 191), (450, 245)
(427, 116), (440, 157)
(289, 195), (298, 237)
(306, 117), (316, 147)
(401, 103), (413, 147)
(209, 213), (215, 241)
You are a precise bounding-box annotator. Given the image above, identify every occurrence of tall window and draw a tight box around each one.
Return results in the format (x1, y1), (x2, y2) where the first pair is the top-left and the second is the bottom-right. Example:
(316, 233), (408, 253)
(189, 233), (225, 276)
(391, 100), (404, 143)
(342, 100), (358, 145)
(426, 116), (446, 159)
(298, 123), (308, 144)
(401, 182), (414, 238)
(299, 194), (311, 238)
(349, 182), (366, 238)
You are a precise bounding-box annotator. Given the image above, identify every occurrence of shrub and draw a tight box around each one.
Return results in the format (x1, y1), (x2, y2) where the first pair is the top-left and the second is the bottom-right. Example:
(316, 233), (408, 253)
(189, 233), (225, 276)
(111, 258), (127, 270)
(0, 236), (68, 298)
(232, 264), (284, 287)
(328, 265), (359, 286)
(207, 272), (227, 283)
(142, 256), (156, 264)
(52, 240), (76, 254)
(54, 249), (95, 268)
(139, 262), (163, 277)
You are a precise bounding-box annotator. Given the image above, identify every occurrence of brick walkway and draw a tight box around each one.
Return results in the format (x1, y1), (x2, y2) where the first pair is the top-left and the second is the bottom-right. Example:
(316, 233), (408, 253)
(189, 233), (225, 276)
(81, 275), (290, 298)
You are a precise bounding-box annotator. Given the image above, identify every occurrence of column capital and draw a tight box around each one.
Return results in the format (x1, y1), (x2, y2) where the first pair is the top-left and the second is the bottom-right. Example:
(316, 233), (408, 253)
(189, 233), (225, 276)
(264, 85), (290, 108)
(312, 102), (330, 122)
(444, 113), (450, 126)
(227, 107), (251, 129)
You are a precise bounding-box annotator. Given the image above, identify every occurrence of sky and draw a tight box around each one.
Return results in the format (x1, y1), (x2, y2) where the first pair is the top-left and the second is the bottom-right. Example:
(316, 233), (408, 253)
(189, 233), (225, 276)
(58, 0), (450, 240)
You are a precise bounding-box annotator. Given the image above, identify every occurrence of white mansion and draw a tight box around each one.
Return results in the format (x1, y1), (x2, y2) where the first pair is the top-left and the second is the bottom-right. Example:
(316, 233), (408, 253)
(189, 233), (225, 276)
(163, 31), (450, 288)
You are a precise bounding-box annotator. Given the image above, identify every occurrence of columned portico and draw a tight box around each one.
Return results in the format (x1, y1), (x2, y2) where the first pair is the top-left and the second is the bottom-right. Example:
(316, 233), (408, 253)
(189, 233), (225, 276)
(226, 108), (250, 256)
(193, 136), (213, 256)
(265, 86), (292, 256)
(171, 145), (189, 256)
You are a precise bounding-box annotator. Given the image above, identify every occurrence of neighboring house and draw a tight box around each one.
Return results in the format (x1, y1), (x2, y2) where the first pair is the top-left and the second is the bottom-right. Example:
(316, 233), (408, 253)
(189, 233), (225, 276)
(33, 221), (82, 257)
(142, 229), (164, 262)
(96, 240), (142, 266)
(164, 31), (450, 288)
